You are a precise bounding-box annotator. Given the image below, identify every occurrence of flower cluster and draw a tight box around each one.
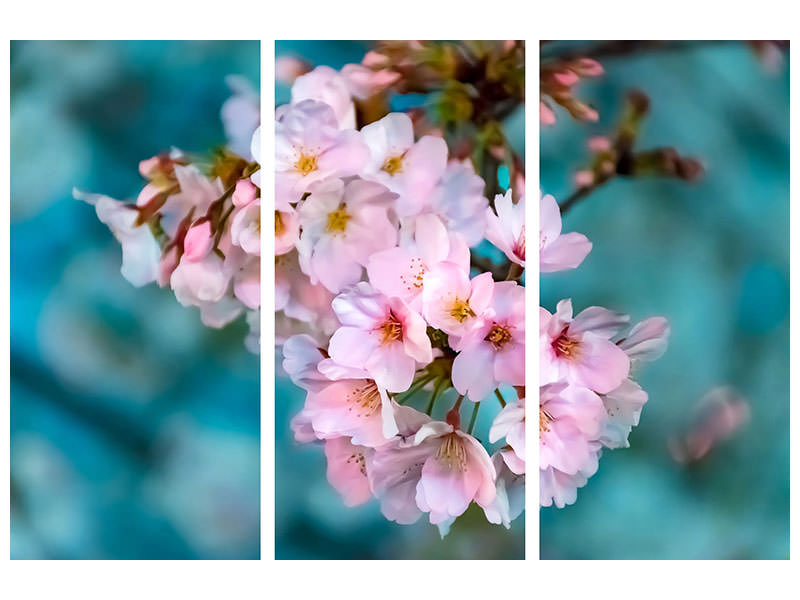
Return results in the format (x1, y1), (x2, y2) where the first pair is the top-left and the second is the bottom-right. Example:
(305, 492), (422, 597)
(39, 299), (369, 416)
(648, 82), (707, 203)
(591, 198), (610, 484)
(539, 193), (669, 508)
(277, 49), (525, 535)
(75, 79), (261, 351)
(540, 57), (603, 125)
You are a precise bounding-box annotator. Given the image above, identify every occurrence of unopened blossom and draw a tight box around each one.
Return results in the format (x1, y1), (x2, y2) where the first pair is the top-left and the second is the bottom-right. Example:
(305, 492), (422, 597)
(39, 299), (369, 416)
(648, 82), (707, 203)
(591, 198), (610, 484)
(485, 190), (525, 267)
(275, 99), (368, 196)
(73, 190), (161, 287)
(327, 282), (432, 393)
(136, 152), (182, 207)
(296, 177), (398, 293)
(539, 193), (592, 273)
(540, 299), (630, 394)
(359, 112), (448, 216)
(452, 281), (525, 402)
(367, 213), (469, 311)
(324, 437), (373, 507)
(232, 178), (258, 207)
(340, 63), (401, 100)
(291, 65), (357, 130)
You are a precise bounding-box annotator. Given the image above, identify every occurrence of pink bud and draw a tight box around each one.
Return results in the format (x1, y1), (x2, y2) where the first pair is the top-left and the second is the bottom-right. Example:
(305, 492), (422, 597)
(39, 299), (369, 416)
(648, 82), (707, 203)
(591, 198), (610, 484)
(275, 56), (308, 84)
(572, 58), (604, 77)
(587, 136), (611, 153)
(574, 170), (594, 187)
(183, 220), (213, 261)
(232, 179), (258, 207)
(540, 101), (556, 125)
(553, 70), (579, 87)
(362, 51), (388, 68)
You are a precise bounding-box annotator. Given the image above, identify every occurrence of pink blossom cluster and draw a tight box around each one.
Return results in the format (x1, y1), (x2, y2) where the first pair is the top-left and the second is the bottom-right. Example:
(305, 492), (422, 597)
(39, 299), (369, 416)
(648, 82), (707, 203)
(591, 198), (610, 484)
(276, 63), (525, 534)
(74, 80), (261, 351)
(539, 193), (669, 508)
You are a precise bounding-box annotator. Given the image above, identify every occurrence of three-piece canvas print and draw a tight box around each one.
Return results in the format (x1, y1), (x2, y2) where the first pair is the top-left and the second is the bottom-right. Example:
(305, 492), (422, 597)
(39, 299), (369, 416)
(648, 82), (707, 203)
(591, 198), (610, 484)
(9, 40), (789, 560)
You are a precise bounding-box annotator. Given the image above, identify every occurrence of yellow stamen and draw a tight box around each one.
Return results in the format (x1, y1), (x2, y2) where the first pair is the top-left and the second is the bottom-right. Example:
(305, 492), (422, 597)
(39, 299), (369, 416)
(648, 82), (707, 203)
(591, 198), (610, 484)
(346, 381), (382, 417)
(449, 298), (475, 323)
(378, 314), (403, 345)
(294, 152), (318, 176)
(326, 204), (350, 234)
(485, 324), (512, 349)
(435, 433), (468, 471)
(553, 332), (579, 359)
(382, 154), (404, 176)
(540, 407), (553, 435)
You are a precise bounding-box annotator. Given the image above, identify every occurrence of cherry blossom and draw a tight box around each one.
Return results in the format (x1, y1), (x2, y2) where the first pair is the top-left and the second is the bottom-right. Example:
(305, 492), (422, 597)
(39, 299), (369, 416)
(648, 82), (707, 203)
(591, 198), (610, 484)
(485, 190), (526, 267)
(539, 193), (592, 273)
(327, 282), (432, 393)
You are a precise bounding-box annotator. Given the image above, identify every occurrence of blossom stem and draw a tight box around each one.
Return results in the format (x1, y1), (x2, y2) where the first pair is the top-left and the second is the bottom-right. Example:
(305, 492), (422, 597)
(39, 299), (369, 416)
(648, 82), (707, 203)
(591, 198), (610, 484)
(558, 184), (598, 215)
(494, 388), (506, 407)
(426, 377), (449, 416)
(467, 401), (480, 434)
(505, 261), (523, 281)
(396, 373), (436, 404)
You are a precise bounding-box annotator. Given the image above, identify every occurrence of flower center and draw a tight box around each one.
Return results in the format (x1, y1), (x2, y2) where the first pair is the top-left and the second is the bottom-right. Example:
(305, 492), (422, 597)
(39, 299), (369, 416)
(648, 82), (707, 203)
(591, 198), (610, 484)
(485, 323), (512, 349)
(378, 313), (403, 345)
(326, 204), (350, 234)
(449, 298), (475, 323)
(553, 329), (579, 359)
(346, 381), (382, 417)
(435, 433), (468, 471)
(293, 152), (318, 176)
(539, 407), (553, 435)
(274, 211), (283, 236)
(381, 154), (405, 176)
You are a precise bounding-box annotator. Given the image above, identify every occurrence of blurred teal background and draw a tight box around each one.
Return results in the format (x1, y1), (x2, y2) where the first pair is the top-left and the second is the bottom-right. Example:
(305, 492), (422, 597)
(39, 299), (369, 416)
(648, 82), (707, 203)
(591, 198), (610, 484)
(275, 41), (525, 559)
(10, 40), (260, 559)
(540, 42), (789, 559)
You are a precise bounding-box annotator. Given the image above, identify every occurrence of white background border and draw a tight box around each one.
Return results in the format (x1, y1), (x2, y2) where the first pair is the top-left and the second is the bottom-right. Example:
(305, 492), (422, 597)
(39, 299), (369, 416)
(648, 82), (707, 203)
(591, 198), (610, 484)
(1, 0), (796, 597)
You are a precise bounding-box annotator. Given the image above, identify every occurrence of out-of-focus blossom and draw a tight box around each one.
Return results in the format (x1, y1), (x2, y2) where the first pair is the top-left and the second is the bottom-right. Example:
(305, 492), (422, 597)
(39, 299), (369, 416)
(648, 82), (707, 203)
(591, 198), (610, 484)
(291, 65), (356, 130)
(74, 190), (162, 287)
(669, 386), (750, 464)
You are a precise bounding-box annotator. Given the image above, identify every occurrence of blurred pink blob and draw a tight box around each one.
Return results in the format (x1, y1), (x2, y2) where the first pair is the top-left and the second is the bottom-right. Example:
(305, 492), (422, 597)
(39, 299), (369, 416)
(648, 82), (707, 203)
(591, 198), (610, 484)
(669, 386), (750, 464)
